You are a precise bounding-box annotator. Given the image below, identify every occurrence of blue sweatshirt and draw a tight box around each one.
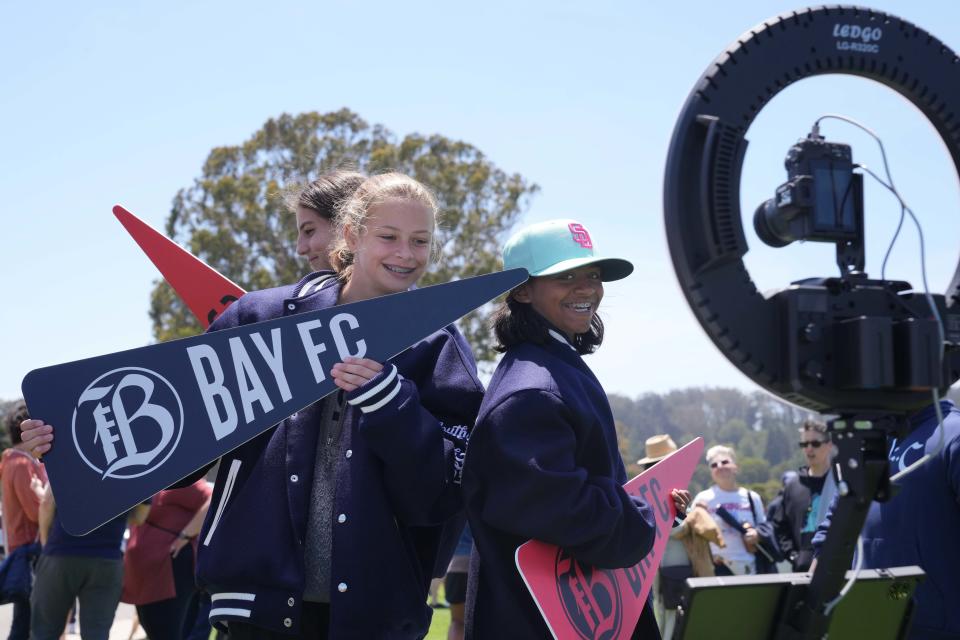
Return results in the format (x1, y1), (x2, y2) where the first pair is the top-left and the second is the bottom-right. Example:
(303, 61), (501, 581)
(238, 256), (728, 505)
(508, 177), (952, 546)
(812, 400), (960, 639)
(463, 330), (658, 639)
(194, 273), (484, 638)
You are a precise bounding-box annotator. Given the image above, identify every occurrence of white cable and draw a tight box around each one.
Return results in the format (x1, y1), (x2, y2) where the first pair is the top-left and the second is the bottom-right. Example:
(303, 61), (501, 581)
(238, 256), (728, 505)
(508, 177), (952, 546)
(813, 114), (903, 279)
(813, 114), (947, 480)
(856, 164), (947, 481)
(823, 534), (864, 616)
(811, 117), (949, 618)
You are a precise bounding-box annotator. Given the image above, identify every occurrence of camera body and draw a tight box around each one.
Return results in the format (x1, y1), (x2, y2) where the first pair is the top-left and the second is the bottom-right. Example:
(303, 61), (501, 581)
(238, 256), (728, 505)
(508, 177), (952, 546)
(754, 136), (862, 249)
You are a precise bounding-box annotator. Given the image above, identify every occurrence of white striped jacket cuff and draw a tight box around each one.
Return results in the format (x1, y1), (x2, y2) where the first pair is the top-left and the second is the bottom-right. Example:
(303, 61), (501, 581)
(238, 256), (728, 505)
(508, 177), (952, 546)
(346, 364), (403, 414)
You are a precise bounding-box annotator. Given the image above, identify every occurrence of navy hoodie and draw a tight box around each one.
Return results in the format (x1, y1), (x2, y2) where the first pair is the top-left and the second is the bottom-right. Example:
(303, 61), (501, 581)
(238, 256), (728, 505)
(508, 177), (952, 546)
(462, 329), (659, 639)
(193, 273), (484, 638)
(812, 400), (960, 639)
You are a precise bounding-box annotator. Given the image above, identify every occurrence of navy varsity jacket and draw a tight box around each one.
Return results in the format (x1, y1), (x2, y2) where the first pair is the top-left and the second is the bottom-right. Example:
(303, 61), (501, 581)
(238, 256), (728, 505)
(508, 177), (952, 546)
(812, 400), (960, 639)
(462, 330), (659, 639)
(194, 273), (484, 638)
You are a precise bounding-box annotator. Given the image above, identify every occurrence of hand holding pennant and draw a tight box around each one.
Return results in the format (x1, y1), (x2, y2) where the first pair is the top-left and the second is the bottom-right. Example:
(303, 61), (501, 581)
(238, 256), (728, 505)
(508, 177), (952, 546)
(515, 438), (703, 640)
(22, 268), (527, 535)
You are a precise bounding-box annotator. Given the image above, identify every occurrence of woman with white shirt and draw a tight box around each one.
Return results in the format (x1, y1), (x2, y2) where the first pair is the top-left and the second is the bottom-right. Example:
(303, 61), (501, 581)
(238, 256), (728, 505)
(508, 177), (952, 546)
(692, 445), (765, 575)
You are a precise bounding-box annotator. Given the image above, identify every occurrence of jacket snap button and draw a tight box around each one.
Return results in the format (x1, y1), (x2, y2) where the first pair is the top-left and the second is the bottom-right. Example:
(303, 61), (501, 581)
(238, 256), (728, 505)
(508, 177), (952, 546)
(345, 449), (353, 459)
(337, 513), (347, 524)
(290, 474), (299, 483)
(283, 618), (292, 628)
(338, 582), (348, 592)
(288, 597), (295, 607)
(287, 303), (296, 311)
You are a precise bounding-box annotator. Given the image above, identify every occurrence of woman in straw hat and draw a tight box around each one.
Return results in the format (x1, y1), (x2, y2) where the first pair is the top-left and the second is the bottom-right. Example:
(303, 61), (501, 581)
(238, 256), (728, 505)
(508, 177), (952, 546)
(639, 435), (724, 640)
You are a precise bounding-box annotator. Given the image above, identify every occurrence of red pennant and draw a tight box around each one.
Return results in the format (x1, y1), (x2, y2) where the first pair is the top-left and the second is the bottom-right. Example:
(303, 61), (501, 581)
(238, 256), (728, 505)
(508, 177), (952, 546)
(113, 205), (246, 328)
(515, 437), (704, 640)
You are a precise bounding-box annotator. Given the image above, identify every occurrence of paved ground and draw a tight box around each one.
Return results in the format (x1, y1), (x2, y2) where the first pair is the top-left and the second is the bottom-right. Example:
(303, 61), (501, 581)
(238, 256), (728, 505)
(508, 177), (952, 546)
(0, 601), (146, 640)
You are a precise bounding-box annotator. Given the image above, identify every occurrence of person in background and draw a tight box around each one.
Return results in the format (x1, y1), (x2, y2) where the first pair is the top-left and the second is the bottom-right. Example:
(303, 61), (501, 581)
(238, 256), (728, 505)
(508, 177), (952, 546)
(428, 578), (447, 610)
(692, 445), (765, 575)
(771, 419), (836, 572)
(121, 479), (213, 640)
(286, 170), (366, 273)
(445, 525), (472, 640)
(0, 403), (46, 640)
(31, 486), (149, 640)
(638, 435), (722, 640)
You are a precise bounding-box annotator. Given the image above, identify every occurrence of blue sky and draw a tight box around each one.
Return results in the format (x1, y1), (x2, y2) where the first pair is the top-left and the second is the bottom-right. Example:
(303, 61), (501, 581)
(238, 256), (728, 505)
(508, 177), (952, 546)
(2, 0), (958, 402)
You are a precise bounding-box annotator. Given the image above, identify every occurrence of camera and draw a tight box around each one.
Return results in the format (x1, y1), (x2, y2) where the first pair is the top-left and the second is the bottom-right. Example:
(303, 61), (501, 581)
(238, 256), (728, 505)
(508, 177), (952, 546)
(753, 134), (863, 251)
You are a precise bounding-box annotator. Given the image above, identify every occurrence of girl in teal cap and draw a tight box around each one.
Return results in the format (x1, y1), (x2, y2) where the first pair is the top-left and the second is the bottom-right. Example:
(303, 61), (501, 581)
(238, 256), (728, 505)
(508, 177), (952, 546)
(462, 219), (689, 638)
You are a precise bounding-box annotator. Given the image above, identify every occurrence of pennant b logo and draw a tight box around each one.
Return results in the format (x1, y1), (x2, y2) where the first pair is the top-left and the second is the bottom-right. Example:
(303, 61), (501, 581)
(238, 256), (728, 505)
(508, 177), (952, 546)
(555, 548), (623, 639)
(72, 368), (184, 479)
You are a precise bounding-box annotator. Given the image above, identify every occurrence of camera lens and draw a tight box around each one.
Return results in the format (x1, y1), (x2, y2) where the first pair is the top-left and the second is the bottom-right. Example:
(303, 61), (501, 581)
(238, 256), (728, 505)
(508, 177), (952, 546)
(753, 199), (793, 248)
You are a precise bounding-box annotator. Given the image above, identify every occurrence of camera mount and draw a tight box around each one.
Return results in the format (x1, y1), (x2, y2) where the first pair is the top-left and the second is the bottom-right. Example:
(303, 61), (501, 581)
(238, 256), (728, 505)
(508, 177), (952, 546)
(664, 6), (960, 639)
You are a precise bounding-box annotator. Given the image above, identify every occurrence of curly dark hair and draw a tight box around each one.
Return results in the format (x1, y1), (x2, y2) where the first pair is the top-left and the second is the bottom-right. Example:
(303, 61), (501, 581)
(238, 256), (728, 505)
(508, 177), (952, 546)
(491, 294), (603, 356)
(6, 402), (29, 445)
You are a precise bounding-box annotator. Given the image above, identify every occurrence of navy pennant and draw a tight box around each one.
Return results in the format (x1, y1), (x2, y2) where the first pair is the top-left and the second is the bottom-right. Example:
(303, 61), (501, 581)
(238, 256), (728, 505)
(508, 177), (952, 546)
(22, 269), (526, 534)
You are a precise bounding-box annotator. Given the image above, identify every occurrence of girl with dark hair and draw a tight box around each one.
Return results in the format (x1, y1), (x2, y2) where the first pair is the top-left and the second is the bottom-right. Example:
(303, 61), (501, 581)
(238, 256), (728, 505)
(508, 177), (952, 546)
(286, 170), (366, 272)
(463, 219), (689, 638)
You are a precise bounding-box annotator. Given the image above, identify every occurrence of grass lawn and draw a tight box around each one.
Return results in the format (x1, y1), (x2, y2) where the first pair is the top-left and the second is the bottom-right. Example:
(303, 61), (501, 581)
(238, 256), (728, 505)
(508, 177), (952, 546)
(425, 580), (452, 639)
(425, 605), (451, 639)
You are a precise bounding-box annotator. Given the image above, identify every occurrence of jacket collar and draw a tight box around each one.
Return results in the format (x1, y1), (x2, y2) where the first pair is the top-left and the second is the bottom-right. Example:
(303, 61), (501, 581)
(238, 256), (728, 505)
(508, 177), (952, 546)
(285, 271), (341, 312)
(547, 328), (576, 351)
(536, 319), (601, 384)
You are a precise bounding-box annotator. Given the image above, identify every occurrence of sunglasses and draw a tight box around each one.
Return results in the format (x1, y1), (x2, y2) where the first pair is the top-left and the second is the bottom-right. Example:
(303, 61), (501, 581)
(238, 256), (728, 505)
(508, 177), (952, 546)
(798, 440), (826, 449)
(709, 459), (732, 469)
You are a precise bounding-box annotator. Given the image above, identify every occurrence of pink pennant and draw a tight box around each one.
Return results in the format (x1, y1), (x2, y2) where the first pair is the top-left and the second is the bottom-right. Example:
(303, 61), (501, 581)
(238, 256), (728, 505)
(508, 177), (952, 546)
(515, 437), (704, 639)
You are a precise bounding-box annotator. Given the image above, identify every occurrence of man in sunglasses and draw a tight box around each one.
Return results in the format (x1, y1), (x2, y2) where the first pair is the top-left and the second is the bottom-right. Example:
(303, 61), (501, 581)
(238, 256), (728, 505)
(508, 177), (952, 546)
(770, 419), (836, 572)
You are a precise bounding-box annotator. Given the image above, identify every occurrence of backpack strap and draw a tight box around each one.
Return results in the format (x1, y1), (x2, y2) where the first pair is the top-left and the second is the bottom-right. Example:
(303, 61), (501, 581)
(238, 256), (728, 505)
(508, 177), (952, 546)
(746, 488), (759, 524)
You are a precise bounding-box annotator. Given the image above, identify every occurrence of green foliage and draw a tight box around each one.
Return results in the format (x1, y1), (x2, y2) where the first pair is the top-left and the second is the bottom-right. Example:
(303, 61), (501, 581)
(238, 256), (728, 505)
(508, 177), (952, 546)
(744, 479), (783, 505)
(616, 420), (643, 478)
(150, 109), (538, 363)
(425, 607), (451, 639)
(736, 457), (771, 484)
(610, 386), (818, 499)
(716, 418), (749, 447)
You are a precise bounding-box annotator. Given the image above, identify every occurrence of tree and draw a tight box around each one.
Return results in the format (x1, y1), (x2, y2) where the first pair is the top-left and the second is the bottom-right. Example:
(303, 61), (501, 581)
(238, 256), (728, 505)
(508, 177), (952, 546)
(616, 420), (642, 479)
(608, 386), (822, 492)
(736, 457), (771, 484)
(764, 423), (795, 466)
(149, 109), (539, 363)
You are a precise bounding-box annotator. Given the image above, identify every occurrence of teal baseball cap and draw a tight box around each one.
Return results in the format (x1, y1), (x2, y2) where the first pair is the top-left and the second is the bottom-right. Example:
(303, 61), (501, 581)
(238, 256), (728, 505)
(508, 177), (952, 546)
(502, 219), (634, 281)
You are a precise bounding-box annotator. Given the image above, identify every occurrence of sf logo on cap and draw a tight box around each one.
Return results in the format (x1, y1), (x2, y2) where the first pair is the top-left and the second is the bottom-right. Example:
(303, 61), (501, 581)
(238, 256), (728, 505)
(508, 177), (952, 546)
(568, 223), (593, 249)
(72, 367), (184, 480)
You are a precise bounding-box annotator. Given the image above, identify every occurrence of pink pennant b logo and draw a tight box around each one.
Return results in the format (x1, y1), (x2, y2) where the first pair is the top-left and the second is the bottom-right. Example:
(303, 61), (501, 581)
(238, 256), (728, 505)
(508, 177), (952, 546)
(568, 223), (593, 249)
